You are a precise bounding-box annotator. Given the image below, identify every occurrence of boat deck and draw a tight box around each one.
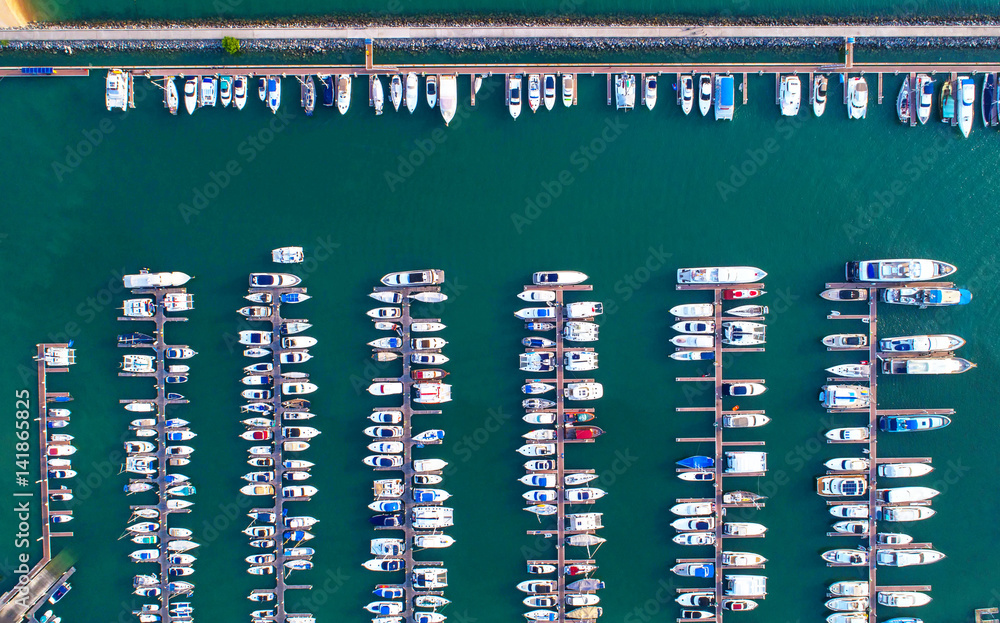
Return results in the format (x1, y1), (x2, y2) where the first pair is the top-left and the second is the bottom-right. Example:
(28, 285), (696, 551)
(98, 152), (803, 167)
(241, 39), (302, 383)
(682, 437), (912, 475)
(518, 282), (602, 623)
(241, 282), (315, 622)
(823, 277), (962, 619)
(367, 281), (449, 623)
(117, 286), (194, 623)
(673, 282), (768, 622)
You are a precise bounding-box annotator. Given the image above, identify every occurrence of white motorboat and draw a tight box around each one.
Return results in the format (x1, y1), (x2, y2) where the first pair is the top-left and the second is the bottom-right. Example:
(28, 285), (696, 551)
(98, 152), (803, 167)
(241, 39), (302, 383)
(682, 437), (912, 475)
(876, 532), (914, 545)
(439, 74), (456, 125)
(846, 258), (956, 282)
(878, 505), (936, 522)
(825, 428), (870, 442)
(405, 72), (419, 113)
(106, 69), (131, 111)
(527, 74), (541, 112)
(820, 385), (870, 409)
(878, 463), (933, 478)
(372, 74), (385, 115)
(678, 267), (766, 284)
(832, 520), (869, 535)
(562, 74), (574, 106)
(644, 74), (657, 110)
(271, 246), (303, 263)
(508, 74), (522, 119)
(336, 74), (351, 115)
(412, 322), (446, 332)
(239, 331), (273, 346)
(671, 517), (714, 531)
(615, 73), (636, 110)
(232, 75), (247, 110)
(564, 383), (602, 400)
(877, 591), (932, 607)
(916, 73), (933, 124)
(830, 504), (868, 519)
(414, 534), (455, 548)
(200, 75), (217, 107)
(163, 76), (179, 114)
(879, 334), (965, 353)
(779, 74), (801, 116)
(722, 413), (770, 428)
(543, 74), (556, 110)
(368, 382), (403, 396)
(821, 549), (868, 566)
(724, 382), (766, 397)
(381, 269), (444, 286)
(533, 270), (588, 285)
(672, 321), (714, 334)
(517, 444), (555, 457)
(824, 458), (869, 472)
(876, 486), (940, 503)
(881, 356), (975, 375)
(816, 475), (867, 497)
(957, 75), (975, 137)
(715, 74), (735, 120)
(267, 75), (281, 113)
(250, 272), (300, 287)
(876, 550), (944, 567)
(426, 74), (437, 108)
(813, 74), (828, 116)
(698, 75), (712, 116)
(723, 321), (765, 346)
(722, 552), (767, 567)
(829, 581), (870, 597)
(390, 75), (403, 111)
(670, 303), (714, 318)
(721, 522), (766, 536)
(824, 597), (869, 611)
(670, 502), (714, 516)
(670, 350), (715, 361)
(671, 335), (713, 348)
(679, 74), (694, 114)
(674, 532), (715, 546)
(847, 76), (868, 119)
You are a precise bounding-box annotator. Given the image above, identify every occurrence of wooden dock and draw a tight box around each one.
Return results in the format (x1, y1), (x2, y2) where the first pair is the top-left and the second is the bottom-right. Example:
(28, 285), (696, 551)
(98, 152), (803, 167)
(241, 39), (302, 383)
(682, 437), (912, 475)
(117, 283), (193, 623)
(518, 281), (603, 623)
(673, 281), (769, 621)
(241, 279), (315, 622)
(821, 275), (968, 619)
(366, 277), (449, 623)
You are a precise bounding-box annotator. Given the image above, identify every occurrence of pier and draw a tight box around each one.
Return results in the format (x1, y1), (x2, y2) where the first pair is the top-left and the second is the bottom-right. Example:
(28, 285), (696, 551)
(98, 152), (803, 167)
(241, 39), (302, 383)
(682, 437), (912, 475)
(674, 280), (769, 622)
(0, 345), (77, 623)
(822, 277), (964, 621)
(519, 280), (603, 623)
(117, 281), (195, 623)
(241, 278), (315, 622)
(366, 276), (450, 623)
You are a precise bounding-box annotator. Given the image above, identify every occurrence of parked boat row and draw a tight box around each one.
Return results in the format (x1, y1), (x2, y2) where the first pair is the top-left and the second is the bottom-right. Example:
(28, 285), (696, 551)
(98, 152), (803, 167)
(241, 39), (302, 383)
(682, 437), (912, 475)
(818, 258), (971, 622)
(117, 270), (198, 620)
(364, 270), (453, 623)
(36, 345), (78, 535)
(672, 267), (770, 618)
(516, 272), (606, 623)
(238, 249), (317, 621)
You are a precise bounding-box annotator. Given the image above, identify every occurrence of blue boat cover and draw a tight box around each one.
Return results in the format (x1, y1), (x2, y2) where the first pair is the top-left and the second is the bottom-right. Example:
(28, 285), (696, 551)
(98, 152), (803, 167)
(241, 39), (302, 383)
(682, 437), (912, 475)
(678, 456), (714, 469)
(958, 289), (973, 304)
(866, 264), (878, 279)
(695, 564), (715, 578)
(927, 290), (943, 304)
(719, 77), (734, 106)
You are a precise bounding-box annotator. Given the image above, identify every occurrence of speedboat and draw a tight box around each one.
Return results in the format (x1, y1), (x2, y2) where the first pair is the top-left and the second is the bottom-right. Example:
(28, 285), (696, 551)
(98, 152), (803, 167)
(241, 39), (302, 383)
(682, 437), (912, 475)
(877, 592), (932, 607)
(676, 592), (714, 607)
(678, 266), (766, 284)
(824, 458), (869, 472)
(878, 463), (933, 478)
(390, 75), (402, 111)
(644, 74), (657, 110)
(670, 335), (713, 348)
(876, 550), (945, 567)
(724, 382), (766, 396)
(832, 520), (869, 535)
(562, 74), (574, 106)
(820, 385), (870, 409)
(880, 334), (965, 353)
(533, 270), (588, 285)
(615, 73), (636, 110)
(543, 74), (556, 110)
(671, 350), (715, 361)
(825, 597), (869, 611)
(876, 486), (939, 504)
(372, 74), (384, 115)
(779, 75), (801, 116)
(847, 76), (868, 119)
(671, 563), (714, 578)
(184, 77), (198, 114)
(821, 288), (867, 301)
(823, 334), (867, 349)
(267, 76), (281, 113)
(233, 75), (247, 109)
(106, 69), (131, 111)
(527, 74), (541, 112)
(813, 74), (828, 116)
(821, 549), (868, 566)
(698, 75), (712, 116)
(670, 303), (714, 318)
(826, 427), (870, 442)
(405, 72), (418, 113)
(878, 506), (936, 522)
(219, 75), (232, 107)
(847, 258), (956, 282)
(897, 76), (911, 123)
(882, 286), (972, 307)
(880, 357), (975, 375)
(672, 321), (714, 334)
(200, 75), (217, 107)
(679, 74), (694, 114)
(916, 73), (933, 123)
(508, 74), (522, 119)
(826, 364), (870, 378)
(425, 74), (437, 108)
(337, 74), (351, 115)
(957, 75), (974, 137)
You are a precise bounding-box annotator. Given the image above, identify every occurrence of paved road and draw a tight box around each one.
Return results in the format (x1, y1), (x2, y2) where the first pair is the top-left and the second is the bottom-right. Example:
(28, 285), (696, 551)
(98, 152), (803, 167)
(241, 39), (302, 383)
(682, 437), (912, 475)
(3, 24), (1000, 41)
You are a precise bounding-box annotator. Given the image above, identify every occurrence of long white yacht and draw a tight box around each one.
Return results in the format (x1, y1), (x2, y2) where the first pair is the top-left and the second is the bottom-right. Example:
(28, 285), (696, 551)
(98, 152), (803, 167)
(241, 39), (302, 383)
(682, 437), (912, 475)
(779, 75), (801, 116)
(405, 72), (419, 113)
(812, 74), (827, 116)
(957, 75), (975, 137)
(846, 258), (956, 282)
(677, 266), (766, 284)
(508, 75), (522, 120)
(679, 74), (694, 115)
(527, 74), (541, 112)
(439, 75), (457, 125)
(698, 74), (712, 115)
(847, 77), (868, 119)
(337, 74), (351, 115)
(879, 334), (965, 353)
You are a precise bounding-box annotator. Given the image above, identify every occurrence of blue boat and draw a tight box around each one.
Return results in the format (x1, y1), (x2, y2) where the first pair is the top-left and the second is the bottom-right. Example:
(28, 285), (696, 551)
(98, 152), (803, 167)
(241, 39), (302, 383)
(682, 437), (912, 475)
(374, 586), (404, 599)
(677, 456), (714, 469)
(715, 75), (734, 120)
(283, 530), (309, 540)
(167, 393), (185, 401)
(879, 416), (951, 432)
(672, 562), (715, 578)
(882, 287), (972, 307)
(280, 292), (311, 304)
(370, 514), (403, 527)
(50, 395), (72, 403)
(165, 375), (187, 384)
(322, 75), (335, 106)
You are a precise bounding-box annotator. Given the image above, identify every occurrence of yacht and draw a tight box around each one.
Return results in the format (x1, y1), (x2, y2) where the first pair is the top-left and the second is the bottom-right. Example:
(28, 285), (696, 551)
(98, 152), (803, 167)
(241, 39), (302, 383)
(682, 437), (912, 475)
(250, 272), (301, 287)
(258, 77), (267, 100)
(882, 286), (972, 307)
(267, 76), (281, 113)
(896, 76), (910, 123)
(829, 581), (870, 597)
(817, 475), (867, 497)
(679, 74), (694, 114)
(508, 74), (522, 119)
(184, 77), (198, 114)
(879, 415), (951, 432)
(301, 75), (315, 116)
(728, 304), (767, 317)
(876, 550), (945, 567)
(878, 505), (936, 522)
(106, 69), (131, 111)
(880, 334), (965, 353)
(779, 75), (801, 116)
(813, 74), (828, 116)
(715, 75), (734, 120)
(533, 270), (588, 284)
(698, 75), (712, 115)
(822, 334), (867, 349)
(826, 427), (870, 442)
(678, 266), (766, 284)
(670, 303), (714, 318)
(537, 74), (554, 110)
(724, 382), (766, 397)
(821, 549), (868, 566)
(820, 384), (871, 409)
(271, 246), (304, 263)
(164, 76), (178, 114)
(957, 75), (975, 137)
(439, 74), (456, 125)
(337, 74), (351, 115)
(390, 75), (402, 111)
(878, 463), (933, 478)
(200, 76), (217, 107)
(562, 74), (574, 106)
(426, 74), (437, 108)
(671, 335), (713, 348)
(615, 73), (636, 110)
(527, 74), (541, 112)
(876, 486), (940, 504)
(825, 597), (869, 611)
(915, 73), (933, 123)
(219, 75), (232, 107)
(877, 592), (932, 607)
(722, 413), (770, 428)
(880, 357), (975, 375)
(405, 72), (419, 113)
(233, 75), (247, 110)
(381, 269), (444, 286)
(848, 258), (956, 282)
(723, 321), (765, 345)
(847, 76), (868, 119)
(644, 74), (657, 110)
(820, 288), (867, 301)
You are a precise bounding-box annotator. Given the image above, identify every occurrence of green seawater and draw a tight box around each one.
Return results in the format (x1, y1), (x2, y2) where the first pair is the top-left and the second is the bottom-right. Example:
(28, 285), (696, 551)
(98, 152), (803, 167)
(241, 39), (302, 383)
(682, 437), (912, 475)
(1, 55), (999, 623)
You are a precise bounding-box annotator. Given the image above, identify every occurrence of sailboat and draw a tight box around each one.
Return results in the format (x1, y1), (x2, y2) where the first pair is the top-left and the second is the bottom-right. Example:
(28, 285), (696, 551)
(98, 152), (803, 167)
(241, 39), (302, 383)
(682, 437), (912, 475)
(164, 77), (178, 115)
(372, 75), (384, 115)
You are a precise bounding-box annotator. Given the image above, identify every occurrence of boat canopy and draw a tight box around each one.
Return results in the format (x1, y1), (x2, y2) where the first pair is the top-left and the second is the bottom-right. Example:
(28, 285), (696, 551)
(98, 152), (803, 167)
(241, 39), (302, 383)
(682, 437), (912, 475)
(719, 77), (734, 106)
